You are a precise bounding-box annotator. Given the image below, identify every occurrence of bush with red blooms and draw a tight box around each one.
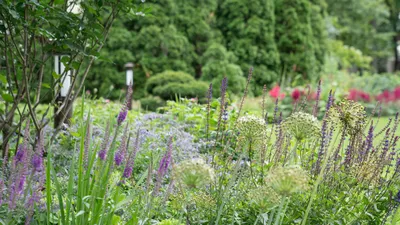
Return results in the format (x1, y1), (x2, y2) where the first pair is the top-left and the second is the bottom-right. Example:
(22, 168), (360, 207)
(269, 85), (286, 99)
(291, 89), (301, 102)
(375, 86), (400, 103)
(347, 89), (371, 102)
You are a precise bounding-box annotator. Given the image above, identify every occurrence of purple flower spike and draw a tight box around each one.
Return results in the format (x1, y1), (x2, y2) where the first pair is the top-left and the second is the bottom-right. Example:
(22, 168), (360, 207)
(123, 129), (141, 179)
(117, 109), (128, 126)
(115, 124), (129, 166)
(123, 167), (133, 179)
(32, 154), (43, 172)
(98, 121), (111, 161)
(114, 151), (124, 166)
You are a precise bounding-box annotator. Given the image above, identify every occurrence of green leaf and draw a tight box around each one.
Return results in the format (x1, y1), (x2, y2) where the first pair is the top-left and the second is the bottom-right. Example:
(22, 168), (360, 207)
(42, 83), (51, 89)
(60, 56), (71, 64)
(52, 71), (61, 79)
(0, 74), (7, 84)
(1, 93), (13, 102)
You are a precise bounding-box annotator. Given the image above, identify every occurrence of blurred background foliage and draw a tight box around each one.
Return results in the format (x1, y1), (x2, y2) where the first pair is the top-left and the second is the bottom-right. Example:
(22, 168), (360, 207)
(85, 0), (400, 108)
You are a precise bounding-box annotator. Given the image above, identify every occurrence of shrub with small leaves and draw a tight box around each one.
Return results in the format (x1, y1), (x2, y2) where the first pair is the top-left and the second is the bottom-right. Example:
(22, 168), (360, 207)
(266, 165), (310, 196)
(173, 158), (214, 189)
(281, 112), (320, 141)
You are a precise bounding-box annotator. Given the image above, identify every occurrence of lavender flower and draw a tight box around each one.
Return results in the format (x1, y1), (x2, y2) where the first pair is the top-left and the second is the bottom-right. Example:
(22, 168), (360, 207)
(154, 137), (173, 194)
(0, 179), (3, 206)
(115, 124), (129, 166)
(123, 130), (141, 179)
(325, 90), (333, 112)
(32, 131), (44, 172)
(117, 109), (128, 126)
(206, 83), (212, 141)
(313, 80), (322, 117)
(364, 122), (374, 158)
(84, 121), (91, 167)
(98, 121), (111, 161)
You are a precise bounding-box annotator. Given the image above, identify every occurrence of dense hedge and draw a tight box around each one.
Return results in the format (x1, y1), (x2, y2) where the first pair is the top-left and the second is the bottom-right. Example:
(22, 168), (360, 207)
(86, 0), (328, 99)
(146, 71), (208, 102)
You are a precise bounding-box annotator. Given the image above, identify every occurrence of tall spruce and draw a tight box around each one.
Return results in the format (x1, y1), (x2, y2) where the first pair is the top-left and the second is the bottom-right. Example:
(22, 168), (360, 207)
(216, 0), (280, 95)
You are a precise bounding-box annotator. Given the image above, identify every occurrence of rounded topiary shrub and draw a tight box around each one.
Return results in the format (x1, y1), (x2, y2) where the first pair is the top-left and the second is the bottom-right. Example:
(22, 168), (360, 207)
(146, 70), (208, 101)
(146, 71), (196, 95)
(140, 95), (165, 111)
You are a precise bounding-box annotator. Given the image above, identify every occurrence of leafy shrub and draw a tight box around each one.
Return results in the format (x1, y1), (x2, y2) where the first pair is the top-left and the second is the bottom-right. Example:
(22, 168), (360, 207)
(146, 71), (208, 100)
(140, 95), (165, 111)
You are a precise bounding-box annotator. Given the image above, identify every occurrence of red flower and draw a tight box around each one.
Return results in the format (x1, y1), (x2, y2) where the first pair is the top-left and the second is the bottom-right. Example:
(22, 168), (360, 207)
(376, 90), (394, 103)
(269, 85), (285, 99)
(291, 89), (301, 101)
(348, 89), (370, 102)
(394, 86), (400, 100)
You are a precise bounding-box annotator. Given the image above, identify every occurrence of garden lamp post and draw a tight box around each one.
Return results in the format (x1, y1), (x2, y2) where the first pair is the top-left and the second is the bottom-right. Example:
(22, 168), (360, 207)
(54, 54), (73, 128)
(125, 62), (134, 110)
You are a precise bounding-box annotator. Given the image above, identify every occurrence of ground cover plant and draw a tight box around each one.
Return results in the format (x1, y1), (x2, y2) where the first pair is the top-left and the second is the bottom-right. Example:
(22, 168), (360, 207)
(0, 69), (399, 225)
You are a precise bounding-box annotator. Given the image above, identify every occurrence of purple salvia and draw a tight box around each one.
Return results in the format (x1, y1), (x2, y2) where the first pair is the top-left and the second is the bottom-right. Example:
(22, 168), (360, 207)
(117, 108), (128, 126)
(390, 112), (399, 144)
(84, 121), (91, 167)
(206, 83), (212, 141)
(364, 122), (374, 159)
(273, 99), (279, 124)
(315, 120), (328, 173)
(32, 131), (45, 172)
(123, 129), (141, 179)
(380, 139), (390, 162)
(115, 123), (129, 166)
(262, 84), (266, 122)
(325, 90), (333, 112)
(154, 137), (173, 195)
(98, 121), (111, 161)
(216, 77), (228, 140)
(0, 179), (3, 206)
(117, 86), (131, 126)
(313, 80), (322, 117)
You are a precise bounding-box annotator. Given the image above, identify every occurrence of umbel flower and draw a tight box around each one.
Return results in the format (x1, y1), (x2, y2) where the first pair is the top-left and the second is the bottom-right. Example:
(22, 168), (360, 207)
(173, 158), (214, 189)
(265, 165), (309, 196)
(327, 100), (366, 135)
(237, 115), (268, 140)
(247, 185), (281, 211)
(281, 112), (320, 141)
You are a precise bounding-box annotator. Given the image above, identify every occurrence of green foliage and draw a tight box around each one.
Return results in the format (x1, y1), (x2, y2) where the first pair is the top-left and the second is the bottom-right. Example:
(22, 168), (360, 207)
(146, 71), (208, 101)
(216, 0), (281, 95)
(140, 95), (165, 111)
(201, 43), (246, 96)
(326, 0), (392, 72)
(275, 0), (325, 81)
(86, 0), (331, 99)
(328, 40), (373, 70)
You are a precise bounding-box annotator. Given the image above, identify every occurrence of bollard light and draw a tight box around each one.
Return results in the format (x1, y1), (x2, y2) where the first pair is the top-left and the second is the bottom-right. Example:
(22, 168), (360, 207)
(124, 62), (134, 110)
(54, 54), (73, 128)
(125, 62), (134, 86)
(54, 55), (72, 97)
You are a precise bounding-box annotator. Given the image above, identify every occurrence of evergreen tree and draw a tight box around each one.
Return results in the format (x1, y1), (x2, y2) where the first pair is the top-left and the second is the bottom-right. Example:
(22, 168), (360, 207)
(275, 0), (321, 82)
(216, 0), (280, 95)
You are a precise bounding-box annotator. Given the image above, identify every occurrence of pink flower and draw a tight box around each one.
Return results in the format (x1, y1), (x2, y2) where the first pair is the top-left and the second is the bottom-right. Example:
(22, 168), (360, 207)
(394, 86), (400, 100)
(348, 89), (370, 102)
(291, 89), (301, 102)
(376, 90), (394, 103)
(269, 85), (285, 99)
